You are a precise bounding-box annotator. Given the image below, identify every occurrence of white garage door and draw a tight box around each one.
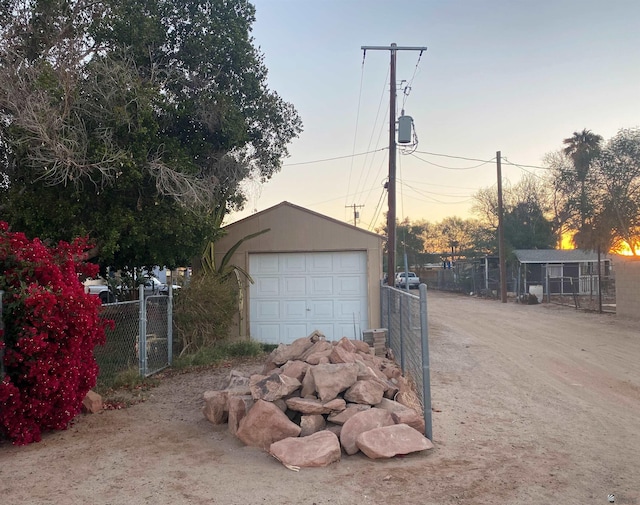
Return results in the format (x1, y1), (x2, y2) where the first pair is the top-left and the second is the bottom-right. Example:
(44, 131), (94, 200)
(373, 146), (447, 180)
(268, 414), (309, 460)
(249, 251), (369, 344)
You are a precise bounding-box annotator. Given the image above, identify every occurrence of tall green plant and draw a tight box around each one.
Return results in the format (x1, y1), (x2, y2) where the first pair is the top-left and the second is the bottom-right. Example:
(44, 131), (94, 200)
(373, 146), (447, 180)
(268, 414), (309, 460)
(201, 228), (271, 281)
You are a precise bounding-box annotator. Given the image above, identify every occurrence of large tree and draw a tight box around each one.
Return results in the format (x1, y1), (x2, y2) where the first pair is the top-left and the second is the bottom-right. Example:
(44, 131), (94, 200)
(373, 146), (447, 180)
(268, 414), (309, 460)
(0, 0), (302, 269)
(471, 173), (557, 252)
(591, 128), (640, 255)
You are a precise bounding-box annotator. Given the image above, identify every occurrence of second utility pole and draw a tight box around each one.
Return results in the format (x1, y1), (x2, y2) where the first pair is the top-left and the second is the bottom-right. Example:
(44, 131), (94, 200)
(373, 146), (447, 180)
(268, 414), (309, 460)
(362, 43), (427, 286)
(496, 151), (508, 303)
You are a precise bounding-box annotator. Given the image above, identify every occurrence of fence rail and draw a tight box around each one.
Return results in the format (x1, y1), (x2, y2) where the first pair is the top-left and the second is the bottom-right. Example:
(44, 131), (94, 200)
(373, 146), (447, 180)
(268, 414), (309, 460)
(380, 283), (432, 441)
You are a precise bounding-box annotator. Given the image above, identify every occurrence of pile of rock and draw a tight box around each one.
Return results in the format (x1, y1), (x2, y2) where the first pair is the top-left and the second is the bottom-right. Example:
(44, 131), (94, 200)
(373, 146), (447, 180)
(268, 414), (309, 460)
(202, 331), (433, 469)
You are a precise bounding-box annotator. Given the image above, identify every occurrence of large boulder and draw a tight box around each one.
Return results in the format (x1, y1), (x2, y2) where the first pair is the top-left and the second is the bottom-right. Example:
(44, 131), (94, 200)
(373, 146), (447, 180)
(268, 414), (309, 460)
(328, 337), (358, 364)
(225, 370), (252, 393)
(236, 400), (301, 449)
(228, 395), (254, 436)
(299, 339), (333, 362)
(376, 397), (426, 434)
(327, 403), (371, 425)
(285, 397), (346, 415)
(250, 373), (301, 402)
(280, 360), (309, 382)
(311, 363), (359, 402)
(343, 379), (386, 405)
(203, 390), (229, 424)
(270, 334), (319, 365)
(339, 408), (394, 455)
(356, 423), (434, 459)
(270, 431), (341, 468)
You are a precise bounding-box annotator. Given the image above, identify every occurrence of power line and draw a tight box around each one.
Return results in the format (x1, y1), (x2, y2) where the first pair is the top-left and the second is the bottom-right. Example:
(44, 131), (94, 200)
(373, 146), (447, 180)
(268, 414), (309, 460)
(351, 66), (390, 204)
(344, 58), (367, 212)
(401, 178), (482, 191)
(413, 150), (495, 163)
(283, 148), (387, 167)
(368, 185), (387, 232)
(410, 152), (494, 170)
(401, 49), (425, 111)
(500, 157), (550, 181)
(399, 180), (475, 204)
(501, 158), (551, 170)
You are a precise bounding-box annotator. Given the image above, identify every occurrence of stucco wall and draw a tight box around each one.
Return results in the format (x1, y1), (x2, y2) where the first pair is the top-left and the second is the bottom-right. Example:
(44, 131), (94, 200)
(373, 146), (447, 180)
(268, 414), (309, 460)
(215, 202), (384, 339)
(615, 256), (640, 320)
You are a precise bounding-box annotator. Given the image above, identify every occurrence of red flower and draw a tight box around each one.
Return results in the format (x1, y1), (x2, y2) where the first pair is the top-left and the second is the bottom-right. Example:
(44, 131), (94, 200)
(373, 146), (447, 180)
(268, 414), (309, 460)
(0, 222), (111, 445)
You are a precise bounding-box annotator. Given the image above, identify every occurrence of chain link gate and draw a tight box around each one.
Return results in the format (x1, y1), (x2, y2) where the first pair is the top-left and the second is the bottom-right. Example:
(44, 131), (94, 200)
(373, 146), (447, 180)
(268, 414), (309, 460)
(95, 285), (173, 387)
(138, 285), (173, 377)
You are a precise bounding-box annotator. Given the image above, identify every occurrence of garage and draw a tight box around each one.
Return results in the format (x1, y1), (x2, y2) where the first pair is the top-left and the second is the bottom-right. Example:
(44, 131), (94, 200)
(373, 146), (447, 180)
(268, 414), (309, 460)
(214, 202), (384, 343)
(249, 251), (368, 344)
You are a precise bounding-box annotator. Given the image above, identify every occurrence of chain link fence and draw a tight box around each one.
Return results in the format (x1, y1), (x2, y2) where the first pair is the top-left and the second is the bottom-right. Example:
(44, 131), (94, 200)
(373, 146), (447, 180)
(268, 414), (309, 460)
(380, 283), (432, 440)
(0, 287), (172, 390)
(95, 286), (173, 389)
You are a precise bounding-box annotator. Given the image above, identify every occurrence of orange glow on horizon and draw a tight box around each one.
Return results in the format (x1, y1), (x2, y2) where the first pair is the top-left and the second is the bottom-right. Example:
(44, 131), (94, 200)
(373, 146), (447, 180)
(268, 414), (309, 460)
(559, 232), (640, 256)
(610, 241), (640, 256)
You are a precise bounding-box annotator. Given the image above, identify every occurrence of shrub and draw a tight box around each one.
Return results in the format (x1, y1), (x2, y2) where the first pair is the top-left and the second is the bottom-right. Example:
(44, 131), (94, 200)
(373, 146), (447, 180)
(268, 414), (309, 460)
(173, 273), (239, 354)
(0, 222), (110, 445)
(172, 339), (270, 369)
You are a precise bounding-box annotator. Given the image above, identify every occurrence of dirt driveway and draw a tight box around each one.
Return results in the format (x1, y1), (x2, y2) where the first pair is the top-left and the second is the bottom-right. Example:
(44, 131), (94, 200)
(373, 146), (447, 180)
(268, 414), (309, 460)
(2, 290), (640, 505)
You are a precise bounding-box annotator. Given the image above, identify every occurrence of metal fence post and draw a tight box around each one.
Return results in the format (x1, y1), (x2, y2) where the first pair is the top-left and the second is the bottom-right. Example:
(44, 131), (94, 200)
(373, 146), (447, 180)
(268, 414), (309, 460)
(399, 293), (405, 372)
(138, 284), (147, 377)
(419, 283), (433, 441)
(0, 290), (4, 381)
(167, 284), (173, 365)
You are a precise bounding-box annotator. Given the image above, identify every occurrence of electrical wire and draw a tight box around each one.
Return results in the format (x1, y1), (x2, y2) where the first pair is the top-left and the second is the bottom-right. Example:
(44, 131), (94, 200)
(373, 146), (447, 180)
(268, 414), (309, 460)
(368, 183), (388, 232)
(282, 148), (387, 167)
(399, 180), (475, 204)
(352, 67), (390, 204)
(410, 152), (495, 170)
(413, 150), (495, 163)
(401, 50), (424, 111)
(344, 58), (367, 212)
(401, 178), (482, 191)
(501, 157), (551, 171)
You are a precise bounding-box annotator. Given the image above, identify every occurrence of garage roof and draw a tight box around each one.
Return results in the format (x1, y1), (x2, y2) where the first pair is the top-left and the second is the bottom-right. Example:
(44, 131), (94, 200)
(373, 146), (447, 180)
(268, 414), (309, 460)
(223, 201), (384, 240)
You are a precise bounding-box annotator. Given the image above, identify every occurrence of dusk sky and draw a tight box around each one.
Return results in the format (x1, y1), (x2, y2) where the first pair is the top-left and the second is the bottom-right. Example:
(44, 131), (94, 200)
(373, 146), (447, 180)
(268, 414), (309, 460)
(227, 0), (640, 231)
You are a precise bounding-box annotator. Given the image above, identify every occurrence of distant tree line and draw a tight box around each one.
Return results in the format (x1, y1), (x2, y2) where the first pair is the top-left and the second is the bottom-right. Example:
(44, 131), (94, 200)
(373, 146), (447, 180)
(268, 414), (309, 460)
(379, 127), (640, 271)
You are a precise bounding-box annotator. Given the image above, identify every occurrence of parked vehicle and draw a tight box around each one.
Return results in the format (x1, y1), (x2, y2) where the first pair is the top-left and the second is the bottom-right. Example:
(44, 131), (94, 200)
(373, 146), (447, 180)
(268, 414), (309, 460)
(395, 271), (420, 289)
(83, 279), (116, 303)
(84, 275), (179, 302)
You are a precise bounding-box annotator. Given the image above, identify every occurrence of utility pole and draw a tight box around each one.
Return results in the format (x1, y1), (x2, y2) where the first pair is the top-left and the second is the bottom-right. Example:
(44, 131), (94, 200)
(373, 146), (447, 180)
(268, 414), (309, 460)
(496, 151), (508, 303)
(362, 43), (427, 286)
(345, 204), (365, 226)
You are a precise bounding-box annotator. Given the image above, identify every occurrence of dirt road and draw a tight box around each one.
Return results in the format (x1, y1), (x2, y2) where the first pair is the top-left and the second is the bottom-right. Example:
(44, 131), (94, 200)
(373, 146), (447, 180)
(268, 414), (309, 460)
(2, 290), (640, 504)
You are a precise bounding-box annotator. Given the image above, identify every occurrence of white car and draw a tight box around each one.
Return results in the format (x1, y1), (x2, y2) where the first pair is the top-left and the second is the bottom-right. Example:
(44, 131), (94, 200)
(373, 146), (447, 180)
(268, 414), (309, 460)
(395, 272), (420, 289)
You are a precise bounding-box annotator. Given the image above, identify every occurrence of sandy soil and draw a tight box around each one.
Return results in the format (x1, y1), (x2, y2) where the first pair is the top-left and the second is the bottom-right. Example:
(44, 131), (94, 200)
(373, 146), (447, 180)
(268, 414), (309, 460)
(2, 290), (640, 505)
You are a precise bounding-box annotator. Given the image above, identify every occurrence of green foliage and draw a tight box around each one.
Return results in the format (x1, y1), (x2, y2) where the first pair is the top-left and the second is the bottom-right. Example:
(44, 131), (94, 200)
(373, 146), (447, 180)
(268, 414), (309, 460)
(503, 201), (555, 250)
(0, 0), (302, 270)
(201, 228), (270, 280)
(172, 274), (239, 354)
(590, 128), (640, 254)
(172, 340), (270, 369)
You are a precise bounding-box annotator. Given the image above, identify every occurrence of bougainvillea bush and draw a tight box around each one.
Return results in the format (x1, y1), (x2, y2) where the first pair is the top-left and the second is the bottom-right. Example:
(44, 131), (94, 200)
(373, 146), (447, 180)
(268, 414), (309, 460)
(0, 222), (110, 445)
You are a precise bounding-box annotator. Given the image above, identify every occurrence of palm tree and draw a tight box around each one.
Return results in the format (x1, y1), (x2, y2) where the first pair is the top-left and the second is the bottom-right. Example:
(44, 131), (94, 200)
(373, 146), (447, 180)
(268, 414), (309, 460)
(563, 129), (603, 228)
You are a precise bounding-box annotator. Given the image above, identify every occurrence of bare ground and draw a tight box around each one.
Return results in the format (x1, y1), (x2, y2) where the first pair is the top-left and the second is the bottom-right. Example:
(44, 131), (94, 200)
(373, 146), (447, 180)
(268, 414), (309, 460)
(2, 290), (640, 505)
